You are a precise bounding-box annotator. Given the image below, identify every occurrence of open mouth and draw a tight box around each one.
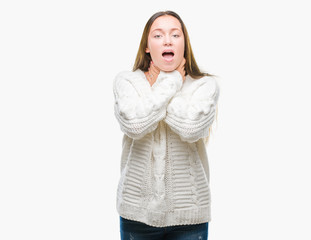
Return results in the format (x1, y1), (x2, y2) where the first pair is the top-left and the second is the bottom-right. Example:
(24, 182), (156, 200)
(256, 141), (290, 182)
(162, 50), (174, 61)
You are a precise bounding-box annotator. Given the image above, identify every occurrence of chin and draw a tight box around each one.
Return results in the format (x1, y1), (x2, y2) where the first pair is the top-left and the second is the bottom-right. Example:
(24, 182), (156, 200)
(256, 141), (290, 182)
(159, 64), (177, 72)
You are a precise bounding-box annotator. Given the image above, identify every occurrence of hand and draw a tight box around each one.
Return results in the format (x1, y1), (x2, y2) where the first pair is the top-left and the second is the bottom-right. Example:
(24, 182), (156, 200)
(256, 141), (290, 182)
(176, 58), (186, 81)
(145, 61), (160, 86)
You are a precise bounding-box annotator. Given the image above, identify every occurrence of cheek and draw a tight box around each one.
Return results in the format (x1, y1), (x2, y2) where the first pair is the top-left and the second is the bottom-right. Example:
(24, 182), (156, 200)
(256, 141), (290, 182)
(148, 39), (160, 52)
(176, 44), (185, 59)
(179, 41), (185, 55)
(174, 39), (185, 55)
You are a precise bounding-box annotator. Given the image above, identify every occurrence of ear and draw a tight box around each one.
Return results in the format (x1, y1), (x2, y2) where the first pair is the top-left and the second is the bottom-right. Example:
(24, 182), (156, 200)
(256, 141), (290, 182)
(145, 47), (150, 53)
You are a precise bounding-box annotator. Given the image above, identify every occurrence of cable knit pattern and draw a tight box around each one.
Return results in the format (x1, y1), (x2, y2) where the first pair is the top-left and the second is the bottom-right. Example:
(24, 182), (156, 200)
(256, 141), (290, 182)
(113, 69), (219, 227)
(113, 70), (183, 139)
(165, 76), (220, 143)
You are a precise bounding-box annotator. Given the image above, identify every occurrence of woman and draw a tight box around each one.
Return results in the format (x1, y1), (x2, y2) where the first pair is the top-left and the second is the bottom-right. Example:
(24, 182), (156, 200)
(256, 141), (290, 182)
(113, 11), (220, 240)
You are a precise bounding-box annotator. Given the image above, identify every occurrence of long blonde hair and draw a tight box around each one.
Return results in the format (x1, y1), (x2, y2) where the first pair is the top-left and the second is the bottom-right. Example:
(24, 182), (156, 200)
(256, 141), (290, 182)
(133, 11), (218, 143)
(133, 11), (213, 79)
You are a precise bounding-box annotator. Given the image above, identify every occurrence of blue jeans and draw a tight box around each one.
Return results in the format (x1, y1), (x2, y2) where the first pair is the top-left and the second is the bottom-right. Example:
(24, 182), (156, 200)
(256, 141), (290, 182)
(120, 217), (208, 240)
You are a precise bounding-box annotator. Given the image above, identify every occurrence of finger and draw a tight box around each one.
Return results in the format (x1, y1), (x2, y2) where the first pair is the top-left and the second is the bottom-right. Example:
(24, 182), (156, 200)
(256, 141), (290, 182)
(180, 58), (186, 67)
(178, 58), (186, 70)
(150, 66), (157, 76)
(152, 63), (160, 73)
(150, 61), (154, 71)
(151, 65), (160, 75)
(149, 62), (156, 73)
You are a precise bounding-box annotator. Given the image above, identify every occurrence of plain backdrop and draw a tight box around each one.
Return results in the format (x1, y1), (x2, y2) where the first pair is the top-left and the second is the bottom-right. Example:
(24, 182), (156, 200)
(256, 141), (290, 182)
(1, 0), (310, 239)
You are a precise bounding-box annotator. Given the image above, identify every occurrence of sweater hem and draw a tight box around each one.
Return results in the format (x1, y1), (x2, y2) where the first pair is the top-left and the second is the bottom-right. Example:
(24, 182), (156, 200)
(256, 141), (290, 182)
(117, 201), (211, 228)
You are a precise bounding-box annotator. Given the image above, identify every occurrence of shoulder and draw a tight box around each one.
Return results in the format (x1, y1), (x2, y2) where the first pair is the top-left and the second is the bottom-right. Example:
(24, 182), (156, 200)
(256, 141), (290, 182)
(200, 76), (220, 95)
(114, 69), (144, 82)
(113, 69), (145, 89)
(192, 75), (219, 89)
(183, 75), (220, 98)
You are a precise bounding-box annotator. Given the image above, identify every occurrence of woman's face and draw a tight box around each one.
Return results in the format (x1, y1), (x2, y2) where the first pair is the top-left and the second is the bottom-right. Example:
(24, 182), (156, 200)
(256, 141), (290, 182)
(146, 15), (185, 72)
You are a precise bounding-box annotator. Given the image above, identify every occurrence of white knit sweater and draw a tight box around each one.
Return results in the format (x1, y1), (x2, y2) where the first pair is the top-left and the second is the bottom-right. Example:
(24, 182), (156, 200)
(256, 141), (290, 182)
(113, 69), (219, 227)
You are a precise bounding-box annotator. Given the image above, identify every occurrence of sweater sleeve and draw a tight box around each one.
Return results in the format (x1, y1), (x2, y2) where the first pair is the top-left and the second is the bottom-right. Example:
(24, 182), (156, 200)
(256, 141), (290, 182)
(113, 70), (183, 139)
(164, 76), (220, 143)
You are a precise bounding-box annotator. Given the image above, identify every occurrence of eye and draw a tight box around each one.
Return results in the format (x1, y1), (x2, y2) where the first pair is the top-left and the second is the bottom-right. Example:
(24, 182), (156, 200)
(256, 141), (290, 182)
(154, 34), (162, 38)
(172, 34), (180, 38)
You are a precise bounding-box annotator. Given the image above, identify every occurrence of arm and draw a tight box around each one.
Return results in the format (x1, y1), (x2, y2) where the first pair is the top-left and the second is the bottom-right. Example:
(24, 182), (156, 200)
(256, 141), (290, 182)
(113, 70), (183, 139)
(164, 76), (220, 143)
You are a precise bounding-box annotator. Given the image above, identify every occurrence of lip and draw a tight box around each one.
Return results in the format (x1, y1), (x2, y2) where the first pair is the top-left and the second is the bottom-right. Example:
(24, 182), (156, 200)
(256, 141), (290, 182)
(162, 49), (175, 55)
(162, 49), (175, 62)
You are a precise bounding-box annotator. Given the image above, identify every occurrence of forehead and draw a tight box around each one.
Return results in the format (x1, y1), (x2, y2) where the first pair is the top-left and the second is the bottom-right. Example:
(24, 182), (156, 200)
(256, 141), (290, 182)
(150, 15), (182, 31)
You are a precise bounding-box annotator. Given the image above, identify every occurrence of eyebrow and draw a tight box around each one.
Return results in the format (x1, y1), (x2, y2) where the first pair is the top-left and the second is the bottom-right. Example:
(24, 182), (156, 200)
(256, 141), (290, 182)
(151, 28), (182, 33)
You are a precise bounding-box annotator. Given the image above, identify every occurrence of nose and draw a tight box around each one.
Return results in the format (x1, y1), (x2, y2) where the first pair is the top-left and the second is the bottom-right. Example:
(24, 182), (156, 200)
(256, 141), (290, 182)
(163, 35), (172, 46)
